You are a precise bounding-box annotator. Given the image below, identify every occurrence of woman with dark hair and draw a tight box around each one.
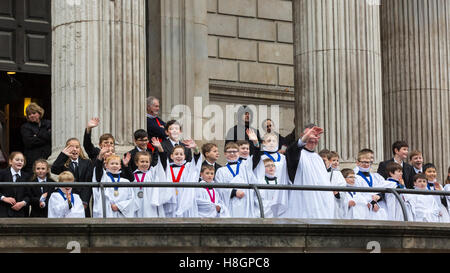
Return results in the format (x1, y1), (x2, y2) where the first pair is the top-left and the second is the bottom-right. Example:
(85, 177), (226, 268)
(20, 103), (51, 172)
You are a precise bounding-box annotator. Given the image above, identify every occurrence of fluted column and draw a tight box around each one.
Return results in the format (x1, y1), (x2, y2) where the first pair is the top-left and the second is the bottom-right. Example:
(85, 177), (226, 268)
(381, 0), (450, 181)
(293, 0), (384, 162)
(51, 0), (146, 156)
(158, 0), (209, 140)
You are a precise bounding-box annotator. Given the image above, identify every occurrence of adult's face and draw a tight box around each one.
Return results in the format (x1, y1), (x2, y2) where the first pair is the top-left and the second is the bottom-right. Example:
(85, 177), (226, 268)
(243, 112), (250, 123)
(28, 111), (41, 123)
(264, 120), (273, 133)
(147, 99), (160, 116)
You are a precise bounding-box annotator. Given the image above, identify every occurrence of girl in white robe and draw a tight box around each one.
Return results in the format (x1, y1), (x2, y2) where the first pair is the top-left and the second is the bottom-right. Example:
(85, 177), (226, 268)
(92, 155), (135, 218)
(163, 141), (202, 218)
(48, 171), (85, 218)
(131, 150), (172, 217)
(196, 165), (230, 218)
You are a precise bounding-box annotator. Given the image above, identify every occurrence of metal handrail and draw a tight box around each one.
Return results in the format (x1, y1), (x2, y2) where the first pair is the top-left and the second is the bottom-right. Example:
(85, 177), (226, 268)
(2, 182), (450, 221)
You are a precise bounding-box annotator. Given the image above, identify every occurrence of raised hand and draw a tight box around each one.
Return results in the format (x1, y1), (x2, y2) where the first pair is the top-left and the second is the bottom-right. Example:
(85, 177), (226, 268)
(87, 117), (100, 129)
(301, 126), (324, 143)
(182, 139), (197, 149)
(151, 137), (163, 151)
(62, 146), (73, 157)
(123, 152), (131, 167)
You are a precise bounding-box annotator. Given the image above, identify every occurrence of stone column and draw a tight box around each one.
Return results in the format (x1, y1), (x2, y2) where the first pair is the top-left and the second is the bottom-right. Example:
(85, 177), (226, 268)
(51, 0), (147, 157)
(148, 0), (209, 141)
(381, 0), (450, 181)
(293, 0), (384, 163)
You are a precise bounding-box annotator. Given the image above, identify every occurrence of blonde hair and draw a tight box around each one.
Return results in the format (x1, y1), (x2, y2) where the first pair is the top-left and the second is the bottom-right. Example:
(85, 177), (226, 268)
(58, 171), (75, 182)
(25, 102), (45, 120)
(8, 151), (26, 167)
(105, 154), (121, 165)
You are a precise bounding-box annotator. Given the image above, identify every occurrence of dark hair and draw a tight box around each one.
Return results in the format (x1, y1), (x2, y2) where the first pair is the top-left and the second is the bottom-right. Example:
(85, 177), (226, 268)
(165, 120), (181, 131)
(318, 149), (330, 158)
(201, 143), (218, 156)
(31, 158), (50, 181)
(341, 168), (355, 178)
(201, 164), (215, 173)
(134, 151), (151, 164)
(392, 141), (408, 155)
(386, 162), (403, 176)
(99, 133), (115, 146)
(236, 140), (250, 147)
(423, 163), (436, 174)
(327, 151), (339, 160)
(134, 129), (148, 140)
(359, 148), (374, 154)
(413, 173), (427, 183)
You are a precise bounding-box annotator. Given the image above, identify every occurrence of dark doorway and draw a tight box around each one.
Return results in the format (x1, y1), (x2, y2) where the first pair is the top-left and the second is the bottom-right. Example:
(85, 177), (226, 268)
(0, 71), (51, 161)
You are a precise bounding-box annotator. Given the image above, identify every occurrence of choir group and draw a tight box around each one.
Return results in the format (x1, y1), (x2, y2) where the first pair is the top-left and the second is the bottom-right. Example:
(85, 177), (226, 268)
(1, 117), (449, 224)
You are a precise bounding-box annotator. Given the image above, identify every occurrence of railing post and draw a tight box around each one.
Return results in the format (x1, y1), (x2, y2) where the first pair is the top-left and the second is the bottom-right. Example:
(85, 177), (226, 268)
(251, 184), (265, 218)
(387, 188), (409, 221)
(99, 182), (107, 218)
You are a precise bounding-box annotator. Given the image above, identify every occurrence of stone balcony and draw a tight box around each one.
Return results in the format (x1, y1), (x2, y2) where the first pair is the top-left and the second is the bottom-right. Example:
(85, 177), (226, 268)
(0, 218), (449, 253)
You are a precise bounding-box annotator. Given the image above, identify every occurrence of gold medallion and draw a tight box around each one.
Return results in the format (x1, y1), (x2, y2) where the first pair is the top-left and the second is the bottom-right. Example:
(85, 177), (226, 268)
(114, 190), (119, 197)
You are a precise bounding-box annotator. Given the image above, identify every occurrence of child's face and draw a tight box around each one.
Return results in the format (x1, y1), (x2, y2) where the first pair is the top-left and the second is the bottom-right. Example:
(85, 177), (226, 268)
(170, 148), (186, 165)
(136, 155), (150, 172)
(9, 154), (25, 171)
(34, 162), (48, 179)
(264, 161), (276, 176)
(67, 140), (81, 160)
(238, 145), (250, 158)
(321, 156), (330, 168)
(263, 135), (278, 151)
(357, 156), (372, 169)
(166, 124), (181, 141)
(205, 147), (219, 162)
(100, 138), (115, 149)
(390, 169), (403, 181)
(414, 178), (427, 189)
(59, 181), (73, 193)
(330, 156), (339, 169)
(201, 169), (215, 183)
(135, 137), (149, 150)
(425, 167), (437, 182)
(345, 173), (356, 186)
(410, 154), (423, 169)
(225, 148), (239, 162)
(395, 147), (409, 160)
(106, 159), (121, 174)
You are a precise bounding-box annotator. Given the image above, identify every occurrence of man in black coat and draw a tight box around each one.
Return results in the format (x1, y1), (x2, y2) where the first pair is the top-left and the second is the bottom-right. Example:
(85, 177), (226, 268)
(146, 96), (167, 151)
(377, 140), (415, 189)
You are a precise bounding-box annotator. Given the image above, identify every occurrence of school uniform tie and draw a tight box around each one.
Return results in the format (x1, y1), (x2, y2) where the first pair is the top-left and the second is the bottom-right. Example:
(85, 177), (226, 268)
(14, 174), (20, 182)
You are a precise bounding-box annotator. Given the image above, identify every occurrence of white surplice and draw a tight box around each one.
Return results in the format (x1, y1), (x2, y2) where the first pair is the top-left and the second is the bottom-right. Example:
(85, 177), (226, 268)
(48, 190), (85, 218)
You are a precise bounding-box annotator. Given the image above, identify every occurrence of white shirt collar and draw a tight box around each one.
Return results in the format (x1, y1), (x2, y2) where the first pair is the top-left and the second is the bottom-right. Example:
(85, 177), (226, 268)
(38, 177), (47, 183)
(146, 113), (157, 119)
(170, 138), (180, 147)
(393, 158), (403, 167)
(414, 167), (422, 173)
(10, 168), (21, 177)
(71, 158), (79, 164)
(205, 160), (215, 166)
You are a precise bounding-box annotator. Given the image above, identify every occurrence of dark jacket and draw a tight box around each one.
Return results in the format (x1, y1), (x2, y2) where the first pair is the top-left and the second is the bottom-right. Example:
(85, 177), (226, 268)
(147, 116), (167, 140)
(225, 106), (262, 156)
(161, 139), (193, 163)
(377, 158), (415, 189)
(0, 168), (31, 217)
(29, 177), (56, 217)
(20, 119), (51, 171)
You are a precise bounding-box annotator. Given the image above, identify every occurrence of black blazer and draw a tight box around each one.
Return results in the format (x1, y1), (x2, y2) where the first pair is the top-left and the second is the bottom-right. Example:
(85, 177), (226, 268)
(161, 139), (193, 163)
(147, 116), (167, 140)
(202, 161), (222, 174)
(20, 120), (51, 171)
(0, 168), (31, 217)
(83, 129), (101, 160)
(51, 152), (93, 205)
(29, 177), (56, 217)
(377, 158), (415, 189)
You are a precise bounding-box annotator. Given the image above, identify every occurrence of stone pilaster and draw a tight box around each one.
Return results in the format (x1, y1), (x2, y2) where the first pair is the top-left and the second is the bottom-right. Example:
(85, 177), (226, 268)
(51, 0), (147, 157)
(148, 0), (209, 141)
(381, 0), (450, 181)
(293, 0), (384, 162)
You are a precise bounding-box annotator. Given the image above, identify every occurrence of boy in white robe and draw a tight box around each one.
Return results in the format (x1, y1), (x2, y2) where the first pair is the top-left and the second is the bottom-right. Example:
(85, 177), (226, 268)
(422, 164), (450, 222)
(250, 131), (289, 218)
(341, 169), (370, 220)
(131, 140), (171, 217)
(285, 125), (335, 219)
(384, 162), (408, 221)
(92, 153), (135, 218)
(323, 151), (347, 219)
(196, 165), (229, 218)
(404, 174), (443, 222)
(216, 142), (260, 218)
(48, 171), (85, 218)
(162, 139), (202, 218)
(354, 150), (389, 220)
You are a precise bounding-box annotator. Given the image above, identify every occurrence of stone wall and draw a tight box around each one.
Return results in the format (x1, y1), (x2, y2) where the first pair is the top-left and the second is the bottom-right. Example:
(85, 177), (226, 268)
(205, 0), (295, 152)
